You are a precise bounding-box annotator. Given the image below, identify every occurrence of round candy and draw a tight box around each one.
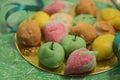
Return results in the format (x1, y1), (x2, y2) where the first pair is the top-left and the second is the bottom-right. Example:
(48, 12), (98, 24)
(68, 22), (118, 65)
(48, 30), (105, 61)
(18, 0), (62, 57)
(70, 21), (97, 44)
(92, 34), (115, 61)
(101, 8), (120, 30)
(109, 18), (120, 30)
(32, 11), (50, 28)
(51, 13), (73, 33)
(75, 0), (98, 17)
(94, 21), (116, 36)
(44, 0), (66, 15)
(101, 8), (120, 21)
(17, 20), (41, 46)
(38, 42), (65, 68)
(73, 14), (96, 25)
(60, 35), (86, 57)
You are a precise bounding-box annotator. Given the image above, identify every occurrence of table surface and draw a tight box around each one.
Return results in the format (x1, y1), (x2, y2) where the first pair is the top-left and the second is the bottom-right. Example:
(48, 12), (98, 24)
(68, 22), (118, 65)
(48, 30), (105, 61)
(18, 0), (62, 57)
(0, 0), (120, 80)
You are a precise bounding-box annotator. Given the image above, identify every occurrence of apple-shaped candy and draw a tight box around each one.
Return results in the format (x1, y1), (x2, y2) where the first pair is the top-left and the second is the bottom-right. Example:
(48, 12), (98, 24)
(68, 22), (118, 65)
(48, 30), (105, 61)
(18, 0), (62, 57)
(64, 48), (97, 75)
(60, 35), (86, 57)
(38, 42), (65, 68)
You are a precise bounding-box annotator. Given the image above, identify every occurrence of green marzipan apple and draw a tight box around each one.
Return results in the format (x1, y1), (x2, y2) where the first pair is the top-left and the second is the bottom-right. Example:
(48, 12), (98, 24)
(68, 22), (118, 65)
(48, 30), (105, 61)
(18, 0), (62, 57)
(60, 35), (86, 57)
(38, 42), (65, 68)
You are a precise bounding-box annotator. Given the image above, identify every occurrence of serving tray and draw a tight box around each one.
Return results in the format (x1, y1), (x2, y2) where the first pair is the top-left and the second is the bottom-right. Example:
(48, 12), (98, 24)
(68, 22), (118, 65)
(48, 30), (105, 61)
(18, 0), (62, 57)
(15, 34), (117, 76)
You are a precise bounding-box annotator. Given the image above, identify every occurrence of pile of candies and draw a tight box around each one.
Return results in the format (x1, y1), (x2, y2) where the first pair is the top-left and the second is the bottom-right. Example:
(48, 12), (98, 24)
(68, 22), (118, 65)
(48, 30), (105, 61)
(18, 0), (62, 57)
(16, 0), (120, 75)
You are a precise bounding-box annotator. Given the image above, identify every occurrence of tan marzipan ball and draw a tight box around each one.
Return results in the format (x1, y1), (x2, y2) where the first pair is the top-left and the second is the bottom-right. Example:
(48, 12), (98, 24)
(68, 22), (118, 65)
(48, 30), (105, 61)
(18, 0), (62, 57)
(17, 20), (41, 46)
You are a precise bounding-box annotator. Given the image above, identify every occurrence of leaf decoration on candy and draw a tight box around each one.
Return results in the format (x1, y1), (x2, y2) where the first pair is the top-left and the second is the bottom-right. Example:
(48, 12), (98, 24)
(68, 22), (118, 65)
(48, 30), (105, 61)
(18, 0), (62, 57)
(80, 51), (98, 56)
(88, 51), (98, 56)
(0, 0), (44, 32)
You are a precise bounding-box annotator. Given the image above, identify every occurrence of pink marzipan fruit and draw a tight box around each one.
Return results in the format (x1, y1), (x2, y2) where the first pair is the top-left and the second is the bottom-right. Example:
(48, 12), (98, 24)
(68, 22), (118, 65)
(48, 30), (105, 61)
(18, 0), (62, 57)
(44, 0), (66, 15)
(64, 48), (96, 75)
(44, 22), (67, 43)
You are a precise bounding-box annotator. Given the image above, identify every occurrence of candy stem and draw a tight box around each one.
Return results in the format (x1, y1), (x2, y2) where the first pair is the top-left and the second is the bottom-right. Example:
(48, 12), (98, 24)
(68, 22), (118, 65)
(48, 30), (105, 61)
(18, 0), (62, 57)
(51, 42), (54, 50)
(73, 34), (77, 41)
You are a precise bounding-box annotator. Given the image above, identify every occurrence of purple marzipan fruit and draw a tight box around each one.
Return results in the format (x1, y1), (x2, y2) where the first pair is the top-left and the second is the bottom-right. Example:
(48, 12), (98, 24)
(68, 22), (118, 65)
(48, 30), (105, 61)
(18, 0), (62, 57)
(64, 48), (97, 75)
